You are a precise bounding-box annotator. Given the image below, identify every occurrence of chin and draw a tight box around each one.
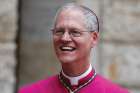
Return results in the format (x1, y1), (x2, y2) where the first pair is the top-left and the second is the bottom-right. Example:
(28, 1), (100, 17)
(58, 56), (77, 64)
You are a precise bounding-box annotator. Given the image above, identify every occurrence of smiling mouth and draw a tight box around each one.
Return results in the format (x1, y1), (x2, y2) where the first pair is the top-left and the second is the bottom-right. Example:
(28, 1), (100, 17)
(60, 46), (76, 51)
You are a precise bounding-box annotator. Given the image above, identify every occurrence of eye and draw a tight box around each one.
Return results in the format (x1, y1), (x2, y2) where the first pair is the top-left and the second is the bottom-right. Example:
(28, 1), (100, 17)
(71, 30), (81, 37)
(54, 29), (64, 35)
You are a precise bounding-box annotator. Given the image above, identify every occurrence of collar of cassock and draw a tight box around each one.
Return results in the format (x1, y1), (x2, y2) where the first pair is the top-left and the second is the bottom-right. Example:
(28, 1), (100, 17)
(59, 64), (95, 91)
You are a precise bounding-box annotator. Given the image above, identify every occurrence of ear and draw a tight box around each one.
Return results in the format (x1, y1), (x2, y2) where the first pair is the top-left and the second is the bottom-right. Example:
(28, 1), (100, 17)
(91, 32), (99, 47)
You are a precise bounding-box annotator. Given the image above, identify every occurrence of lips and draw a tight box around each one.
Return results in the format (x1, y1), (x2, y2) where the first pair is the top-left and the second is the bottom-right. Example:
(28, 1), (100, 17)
(60, 46), (76, 51)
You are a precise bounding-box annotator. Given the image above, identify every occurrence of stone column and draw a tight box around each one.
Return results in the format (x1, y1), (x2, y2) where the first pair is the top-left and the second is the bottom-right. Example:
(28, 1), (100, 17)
(0, 0), (17, 93)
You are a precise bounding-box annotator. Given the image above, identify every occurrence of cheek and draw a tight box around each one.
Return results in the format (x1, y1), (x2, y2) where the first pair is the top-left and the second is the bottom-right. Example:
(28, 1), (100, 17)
(76, 37), (93, 48)
(53, 36), (59, 44)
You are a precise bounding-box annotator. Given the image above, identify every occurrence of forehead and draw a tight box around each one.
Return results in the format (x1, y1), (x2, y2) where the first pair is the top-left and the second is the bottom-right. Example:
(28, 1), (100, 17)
(55, 9), (86, 30)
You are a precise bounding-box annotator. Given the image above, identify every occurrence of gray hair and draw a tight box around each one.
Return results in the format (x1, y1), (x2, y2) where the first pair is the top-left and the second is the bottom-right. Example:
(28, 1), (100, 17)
(54, 3), (99, 32)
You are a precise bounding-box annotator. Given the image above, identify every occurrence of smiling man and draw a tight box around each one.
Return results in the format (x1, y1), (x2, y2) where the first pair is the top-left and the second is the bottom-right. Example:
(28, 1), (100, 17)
(19, 3), (129, 93)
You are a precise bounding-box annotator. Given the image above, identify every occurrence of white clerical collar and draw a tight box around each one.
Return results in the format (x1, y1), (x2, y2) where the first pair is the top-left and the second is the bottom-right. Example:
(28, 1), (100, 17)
(61, 64), (92, 85)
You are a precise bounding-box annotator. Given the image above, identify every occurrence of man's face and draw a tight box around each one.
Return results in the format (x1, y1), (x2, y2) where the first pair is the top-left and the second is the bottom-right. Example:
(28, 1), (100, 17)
(53, 9), (97, 63)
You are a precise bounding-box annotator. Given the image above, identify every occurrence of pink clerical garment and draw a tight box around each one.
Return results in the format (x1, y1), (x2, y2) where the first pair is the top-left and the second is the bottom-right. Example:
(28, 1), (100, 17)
(19, 74), (129, 93)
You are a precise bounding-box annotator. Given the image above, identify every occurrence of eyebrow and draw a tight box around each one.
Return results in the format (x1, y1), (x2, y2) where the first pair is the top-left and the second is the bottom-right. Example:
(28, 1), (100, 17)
(54, 27), (85, 31)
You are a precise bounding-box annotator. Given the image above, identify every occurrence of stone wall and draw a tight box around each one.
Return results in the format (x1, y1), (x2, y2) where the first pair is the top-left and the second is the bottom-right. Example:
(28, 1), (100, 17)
(78, 0), (140, 92)
(102, 0), (140, 92)
(0, 0), (17, 93)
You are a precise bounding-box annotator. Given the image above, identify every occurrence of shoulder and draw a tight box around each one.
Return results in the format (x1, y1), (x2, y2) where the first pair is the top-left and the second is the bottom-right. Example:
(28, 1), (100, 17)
(94, 74), (129, 93)
(19, 75), (58, 93)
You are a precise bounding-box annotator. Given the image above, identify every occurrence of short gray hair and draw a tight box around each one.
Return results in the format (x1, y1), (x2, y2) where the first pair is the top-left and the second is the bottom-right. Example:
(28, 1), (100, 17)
(54, 3), (99, 32)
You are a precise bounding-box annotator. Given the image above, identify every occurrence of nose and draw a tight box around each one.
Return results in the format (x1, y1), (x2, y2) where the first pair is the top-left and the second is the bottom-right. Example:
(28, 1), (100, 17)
(61, 31), (72, 42)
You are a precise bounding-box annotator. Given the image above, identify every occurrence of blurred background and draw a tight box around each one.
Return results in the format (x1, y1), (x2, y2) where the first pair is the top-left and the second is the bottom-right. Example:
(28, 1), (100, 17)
(0, 0), (140, 93)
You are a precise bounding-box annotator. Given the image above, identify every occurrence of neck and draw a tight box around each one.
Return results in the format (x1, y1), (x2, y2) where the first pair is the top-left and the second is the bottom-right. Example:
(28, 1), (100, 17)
(61, 64), (92, 85)
(61, 61), (90, 77)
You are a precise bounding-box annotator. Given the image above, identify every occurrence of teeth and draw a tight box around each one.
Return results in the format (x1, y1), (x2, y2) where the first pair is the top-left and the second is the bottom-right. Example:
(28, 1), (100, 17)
(62, 47), (73, 50)
(60, 46), (75, 51)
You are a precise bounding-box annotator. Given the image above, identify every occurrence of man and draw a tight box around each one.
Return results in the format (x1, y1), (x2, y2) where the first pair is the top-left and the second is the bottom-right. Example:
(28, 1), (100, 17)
(19, 3), (129, 93)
